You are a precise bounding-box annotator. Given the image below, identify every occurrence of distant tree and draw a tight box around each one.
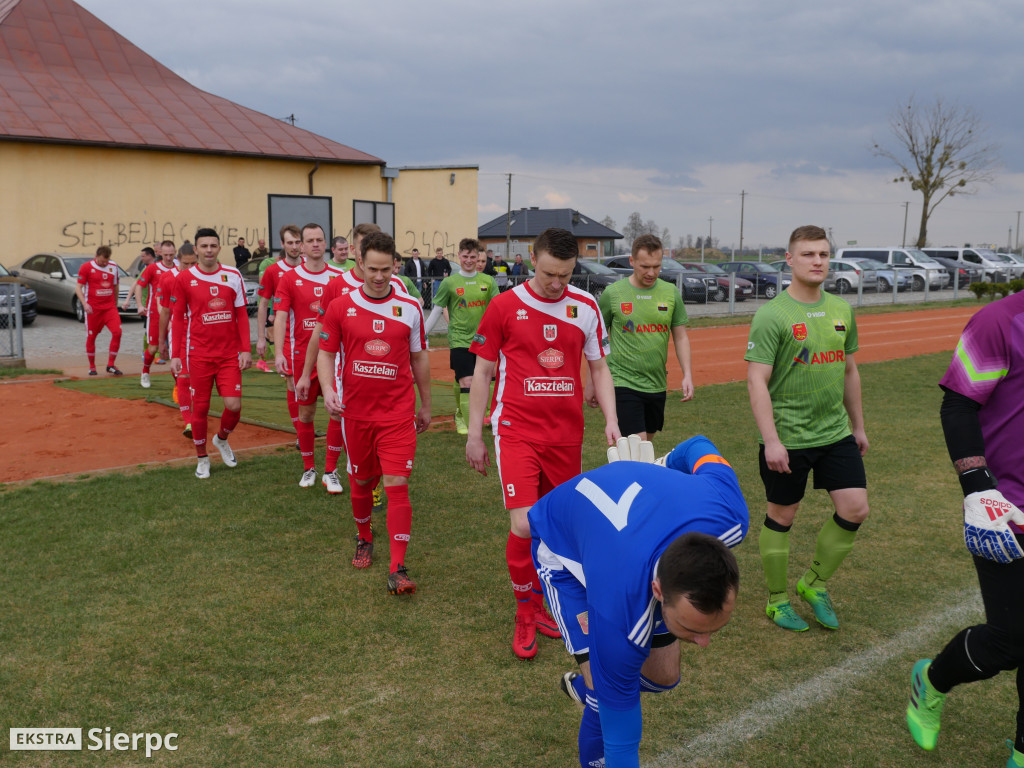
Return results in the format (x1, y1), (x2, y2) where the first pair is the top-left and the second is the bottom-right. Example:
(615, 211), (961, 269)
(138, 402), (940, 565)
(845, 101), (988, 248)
(695, 236), (704, 250)
(600, 215), (616, 232)
(686, 234), (693, 249)
(661, 227), (671, 250)
(622, 211), (645, 244)
(872, 96), (998, 248)
(644, 219), (658, 237)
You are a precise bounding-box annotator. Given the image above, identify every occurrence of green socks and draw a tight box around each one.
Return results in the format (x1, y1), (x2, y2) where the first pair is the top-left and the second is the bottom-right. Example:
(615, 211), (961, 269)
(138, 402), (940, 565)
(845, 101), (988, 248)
(802, 513), (859, 588)
(759, 520), (791, 602)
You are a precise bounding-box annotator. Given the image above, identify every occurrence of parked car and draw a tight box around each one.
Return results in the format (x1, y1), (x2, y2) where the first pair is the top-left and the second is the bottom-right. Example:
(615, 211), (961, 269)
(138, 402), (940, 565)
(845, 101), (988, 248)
(678, 262), (754, 302)
(839, 258), (910, 292)
(834, 247), (949, 291)
(235, 259), (263, 315)
(718, 261), (792, 299)
(10, 252), (137, 322)
(0, 262), (38, 327)
(928, 256), (982, 288)
(920, 247), (1009, 282)
(570, 259), (623, 300)
(995, 253), (1024, 280)
(602, 256), (715, 303)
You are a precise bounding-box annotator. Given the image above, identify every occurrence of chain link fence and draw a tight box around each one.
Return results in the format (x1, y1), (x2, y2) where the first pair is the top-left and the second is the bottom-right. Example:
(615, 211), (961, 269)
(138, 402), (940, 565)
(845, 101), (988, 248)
(1, 277), (26, 366)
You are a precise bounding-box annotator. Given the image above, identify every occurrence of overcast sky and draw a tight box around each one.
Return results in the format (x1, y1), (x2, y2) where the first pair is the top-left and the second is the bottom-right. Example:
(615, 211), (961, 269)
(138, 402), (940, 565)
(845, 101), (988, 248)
(79, 0), (1024, 250)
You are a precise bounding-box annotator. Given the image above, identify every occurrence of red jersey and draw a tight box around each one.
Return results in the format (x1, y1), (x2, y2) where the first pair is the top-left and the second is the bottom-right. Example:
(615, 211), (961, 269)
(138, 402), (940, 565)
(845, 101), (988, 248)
(258, 259), (298, 301)
(77, 259), (120, 310)
(317, 287), (425, 423)
(469, 281), (608, 444)
(138, 261), (176, 316)
(319, 268), (408, 319)
(170, 265), (250, 362)
(273, 263), (342, 359)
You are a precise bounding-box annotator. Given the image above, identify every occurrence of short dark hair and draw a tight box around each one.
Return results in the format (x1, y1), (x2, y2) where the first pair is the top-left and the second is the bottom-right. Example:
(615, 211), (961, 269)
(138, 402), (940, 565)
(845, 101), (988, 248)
(331, 236), (348, 248)
(657, 532), (739, 614)
(96, 245), (112, 258)
(533, 228), (577, 261)
(361, 231), (396, 260)
(301, 222), (324, 240)
(353, 222), (381, 240)
(788, 225), (828, 250)
(178, 242), (194, 256)
(459, 237), (481, 253)
(160, 240), (176, 249)
(632, 234), (663, 258)
(141, 246), (156, 258)
(279, 224), (300, 241)
(194, 227), (219, 242)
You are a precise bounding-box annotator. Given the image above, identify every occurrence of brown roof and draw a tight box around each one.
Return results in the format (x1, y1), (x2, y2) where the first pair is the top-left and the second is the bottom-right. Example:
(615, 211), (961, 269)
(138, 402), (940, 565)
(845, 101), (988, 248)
(0, 0), (382, 164)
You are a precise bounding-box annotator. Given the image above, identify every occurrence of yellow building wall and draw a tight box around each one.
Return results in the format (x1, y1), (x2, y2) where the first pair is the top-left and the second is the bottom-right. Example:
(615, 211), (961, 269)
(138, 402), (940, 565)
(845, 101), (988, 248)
(0, 142), (476, 269)
(388, 167), (478, 260)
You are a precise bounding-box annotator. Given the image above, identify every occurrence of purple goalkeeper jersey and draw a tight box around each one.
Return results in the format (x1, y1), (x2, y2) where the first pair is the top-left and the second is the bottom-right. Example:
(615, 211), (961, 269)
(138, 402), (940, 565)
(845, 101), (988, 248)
(940, 292), (1024, 531)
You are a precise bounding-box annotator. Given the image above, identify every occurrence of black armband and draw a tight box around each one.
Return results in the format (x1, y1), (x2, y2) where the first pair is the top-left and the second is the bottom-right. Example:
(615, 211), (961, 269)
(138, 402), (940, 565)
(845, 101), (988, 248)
(958, 466), (998, 496)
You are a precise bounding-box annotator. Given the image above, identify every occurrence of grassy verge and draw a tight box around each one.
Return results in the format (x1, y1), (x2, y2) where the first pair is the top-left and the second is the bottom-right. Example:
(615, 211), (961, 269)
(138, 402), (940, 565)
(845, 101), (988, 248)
(0, 367), (63, 379)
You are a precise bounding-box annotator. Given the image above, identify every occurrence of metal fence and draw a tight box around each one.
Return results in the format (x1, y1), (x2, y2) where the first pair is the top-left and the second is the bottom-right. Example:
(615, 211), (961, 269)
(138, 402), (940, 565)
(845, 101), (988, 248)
(0, 277), (26, 364)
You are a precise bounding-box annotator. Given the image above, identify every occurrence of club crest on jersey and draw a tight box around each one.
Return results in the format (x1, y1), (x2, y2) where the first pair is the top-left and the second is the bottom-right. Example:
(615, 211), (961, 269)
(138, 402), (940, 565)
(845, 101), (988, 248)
(314, 285), (324, 297)
(221, 274), (229, 282)
(620, 302), (633, 315)
(543, 324), (557, 342)
(566, 305), (578, 318)
(833, 319), (846, 333)
(577, 611), (589, 635)
(657, 302), (668, 312)
(792, 323), (808, 341)
(537, 347), (564, 369)
(364, 339), (390, 356)
(456, 287), (465, 296)
(373, 319), (385, 333)
(210, 285), (219, 296)
(392, 306), (402, 317)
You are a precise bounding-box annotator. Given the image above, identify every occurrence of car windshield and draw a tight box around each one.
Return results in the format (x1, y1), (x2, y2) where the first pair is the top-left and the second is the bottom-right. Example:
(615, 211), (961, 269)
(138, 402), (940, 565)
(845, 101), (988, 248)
(851, 260), (882, 272)
(905, 249), (939, 265)
(754, 262), (780, 272)
(579, 260), (617, 275)
(657, 258), (686, 272)
(691, 262), (726, 274)
(63, 256), (90, 275)
(0, 263), (10, 277)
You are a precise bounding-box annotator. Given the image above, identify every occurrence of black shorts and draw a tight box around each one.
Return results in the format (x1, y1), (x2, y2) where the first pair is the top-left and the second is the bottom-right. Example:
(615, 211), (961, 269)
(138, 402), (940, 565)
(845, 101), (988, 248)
(450, 347), (477, 381)
(615, 387), (667, 436)
(758, 434), (867, 506)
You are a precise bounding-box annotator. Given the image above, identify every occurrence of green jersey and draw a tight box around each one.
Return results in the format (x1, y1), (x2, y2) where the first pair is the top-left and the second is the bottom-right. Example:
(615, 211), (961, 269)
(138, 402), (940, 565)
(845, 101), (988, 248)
(598, 278), (688, 392)
(433, 272), (499, 349)
(328, 258), (357, 272)
(745, 291), (858, 449)
(396, 274), (422, 300)
(258, 256), (276, 281)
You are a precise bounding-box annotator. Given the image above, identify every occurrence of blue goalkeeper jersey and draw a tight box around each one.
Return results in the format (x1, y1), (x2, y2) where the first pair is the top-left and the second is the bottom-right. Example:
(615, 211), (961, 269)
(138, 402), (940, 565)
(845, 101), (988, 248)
(528, 441), (748, 714)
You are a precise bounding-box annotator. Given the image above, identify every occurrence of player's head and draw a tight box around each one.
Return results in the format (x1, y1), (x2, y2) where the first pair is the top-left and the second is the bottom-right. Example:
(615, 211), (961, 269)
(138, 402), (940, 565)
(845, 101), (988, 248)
(178, 242), (197, 270)
(530, 228), (577, 299)
(194, 228), (221, 268)
(630, 234), (664, 289)
(360, 232), (396, 298)
(653, 532), (739, 647)
(331, 235), (349, 262)
(95, 245), (112, 266)
(352, 222), (382, 261)
(786, 225), (830, 286)
(458, 237), (480, 273)
(301, 223), (326, 261)
(279, 224), (302, 260)
(140, 246), (156, 264)
(159, 240), (176, 263)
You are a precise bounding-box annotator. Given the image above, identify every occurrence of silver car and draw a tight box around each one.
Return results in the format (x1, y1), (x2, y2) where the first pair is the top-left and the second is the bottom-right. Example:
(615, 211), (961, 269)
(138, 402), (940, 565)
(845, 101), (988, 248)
(11, 252), (138, 322)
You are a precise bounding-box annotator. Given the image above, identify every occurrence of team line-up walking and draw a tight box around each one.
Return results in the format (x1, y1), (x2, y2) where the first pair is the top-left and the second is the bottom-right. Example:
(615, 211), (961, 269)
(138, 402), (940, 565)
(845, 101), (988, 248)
(86, 223), (1023, 768)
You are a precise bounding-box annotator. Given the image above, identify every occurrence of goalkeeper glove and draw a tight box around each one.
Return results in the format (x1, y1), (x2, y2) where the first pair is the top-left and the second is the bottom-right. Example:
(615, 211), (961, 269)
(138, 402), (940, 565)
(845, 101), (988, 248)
(963, 490), (1024, 564)
(607, 434), (656, 464)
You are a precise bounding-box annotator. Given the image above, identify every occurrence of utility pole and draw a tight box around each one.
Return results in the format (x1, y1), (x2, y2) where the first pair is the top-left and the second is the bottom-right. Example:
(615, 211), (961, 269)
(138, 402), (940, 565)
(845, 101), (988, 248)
(505, 173), (513, 260)
(739, 191), (746, 254)
(901, 202), (909, 247)
(708, 216), (713, 251)
(1016, 210), (1021, 253)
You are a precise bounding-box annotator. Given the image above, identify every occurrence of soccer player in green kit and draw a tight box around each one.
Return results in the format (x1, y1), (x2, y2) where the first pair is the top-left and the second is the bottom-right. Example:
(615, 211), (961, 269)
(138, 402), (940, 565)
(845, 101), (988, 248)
(591, 233), (693, 438)
(745, 225), (870, 632)
(423, 237), (500, 434)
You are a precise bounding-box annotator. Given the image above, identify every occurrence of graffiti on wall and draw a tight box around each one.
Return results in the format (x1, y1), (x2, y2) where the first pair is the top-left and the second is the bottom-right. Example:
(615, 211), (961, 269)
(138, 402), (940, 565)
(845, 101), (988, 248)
(400, 230), (457, 258)
(59, 221), (268, 249)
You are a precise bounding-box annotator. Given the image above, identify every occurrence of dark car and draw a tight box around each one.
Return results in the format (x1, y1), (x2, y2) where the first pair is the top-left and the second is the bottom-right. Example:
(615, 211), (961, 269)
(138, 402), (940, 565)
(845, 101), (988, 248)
(11, 252), (137, 322)
(928, 256), (982, 288)
(0, 262), (38, 327)
(718, 261), (792, 299)
(678, 262), (754, 302)
(602, 256), (715, 303)
(570, 259), (623, 300)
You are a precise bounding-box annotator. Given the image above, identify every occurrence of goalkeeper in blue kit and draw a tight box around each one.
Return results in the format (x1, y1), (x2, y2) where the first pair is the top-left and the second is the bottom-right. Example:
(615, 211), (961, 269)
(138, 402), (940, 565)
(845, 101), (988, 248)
(529, 435), (748, 768)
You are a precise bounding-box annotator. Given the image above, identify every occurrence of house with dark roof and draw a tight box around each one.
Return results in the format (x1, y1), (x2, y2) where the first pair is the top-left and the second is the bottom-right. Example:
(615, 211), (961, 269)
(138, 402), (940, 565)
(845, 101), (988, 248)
(0, 0), (477, 263)
(478, 207), (622, 260)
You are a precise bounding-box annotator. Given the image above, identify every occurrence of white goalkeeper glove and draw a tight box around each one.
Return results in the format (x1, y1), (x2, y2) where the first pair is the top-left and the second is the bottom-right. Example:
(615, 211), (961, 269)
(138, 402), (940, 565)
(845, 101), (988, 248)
(607, 434), (657, 464)
(963, 490), (1024, 564)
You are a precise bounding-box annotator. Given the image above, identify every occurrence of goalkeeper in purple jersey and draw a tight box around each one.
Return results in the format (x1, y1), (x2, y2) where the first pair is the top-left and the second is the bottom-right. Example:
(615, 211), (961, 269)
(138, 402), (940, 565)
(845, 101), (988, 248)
(529, 435), (748, 768)
(906, 291), (1024, 768)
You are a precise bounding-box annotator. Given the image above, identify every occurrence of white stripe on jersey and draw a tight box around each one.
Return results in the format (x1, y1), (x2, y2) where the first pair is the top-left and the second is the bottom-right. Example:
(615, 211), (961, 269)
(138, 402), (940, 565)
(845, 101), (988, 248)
(509, 283), (606, 361)
(627, 595), (659, 648)
(349, 290), (424, 352)
(719, 523), (745, 548)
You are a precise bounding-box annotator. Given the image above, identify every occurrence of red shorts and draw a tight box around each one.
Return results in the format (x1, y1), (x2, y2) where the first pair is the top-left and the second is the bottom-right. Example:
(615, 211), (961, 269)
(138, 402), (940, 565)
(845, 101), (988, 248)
(188, 357), (242, 400)
(86, 305), (121, 338)
(342, 418), (417, 481)
(295, 373), (324, 406)
(145, 311), (162, 347)
(494, 436), (582, 509)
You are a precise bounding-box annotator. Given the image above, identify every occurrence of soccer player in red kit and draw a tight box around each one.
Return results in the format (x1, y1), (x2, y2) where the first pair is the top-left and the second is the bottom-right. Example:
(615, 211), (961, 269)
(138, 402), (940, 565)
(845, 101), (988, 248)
(75, 245), (124, 376)
(124, 239), (177, 388)
(159, 244), (198, 437)
(316, 231), (431, 595)
(170, 228), (252, 479)
(466, 227), (620, 659)
(273, 223), (346, 491)
(257, 224), (304, 432)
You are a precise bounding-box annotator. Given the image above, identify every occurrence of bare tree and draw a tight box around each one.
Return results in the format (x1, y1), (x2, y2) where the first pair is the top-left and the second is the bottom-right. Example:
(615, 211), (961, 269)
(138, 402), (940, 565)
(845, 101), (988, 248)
(600, 215), (616, 231)
(622, 211), (645, 245)
(872, 97), (998, 248)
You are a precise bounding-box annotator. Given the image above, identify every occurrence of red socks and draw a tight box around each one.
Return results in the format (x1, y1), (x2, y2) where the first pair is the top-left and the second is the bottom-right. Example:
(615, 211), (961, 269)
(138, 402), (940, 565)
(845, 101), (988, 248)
(296, 420), (316, 470)
(286, 388), (299, 428)
(143, 349), (154, 374)
(325, 418), (344, 473)
(349, 476), (374, 542)
(385, 484), (412, 573)
(506, 532), (537, 613)
(218, 407), (240, 440)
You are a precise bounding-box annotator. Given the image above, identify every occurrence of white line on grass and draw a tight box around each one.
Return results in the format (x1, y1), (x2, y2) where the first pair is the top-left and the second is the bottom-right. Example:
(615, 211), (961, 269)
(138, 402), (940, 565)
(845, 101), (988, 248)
(644, 587), (982, 768)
